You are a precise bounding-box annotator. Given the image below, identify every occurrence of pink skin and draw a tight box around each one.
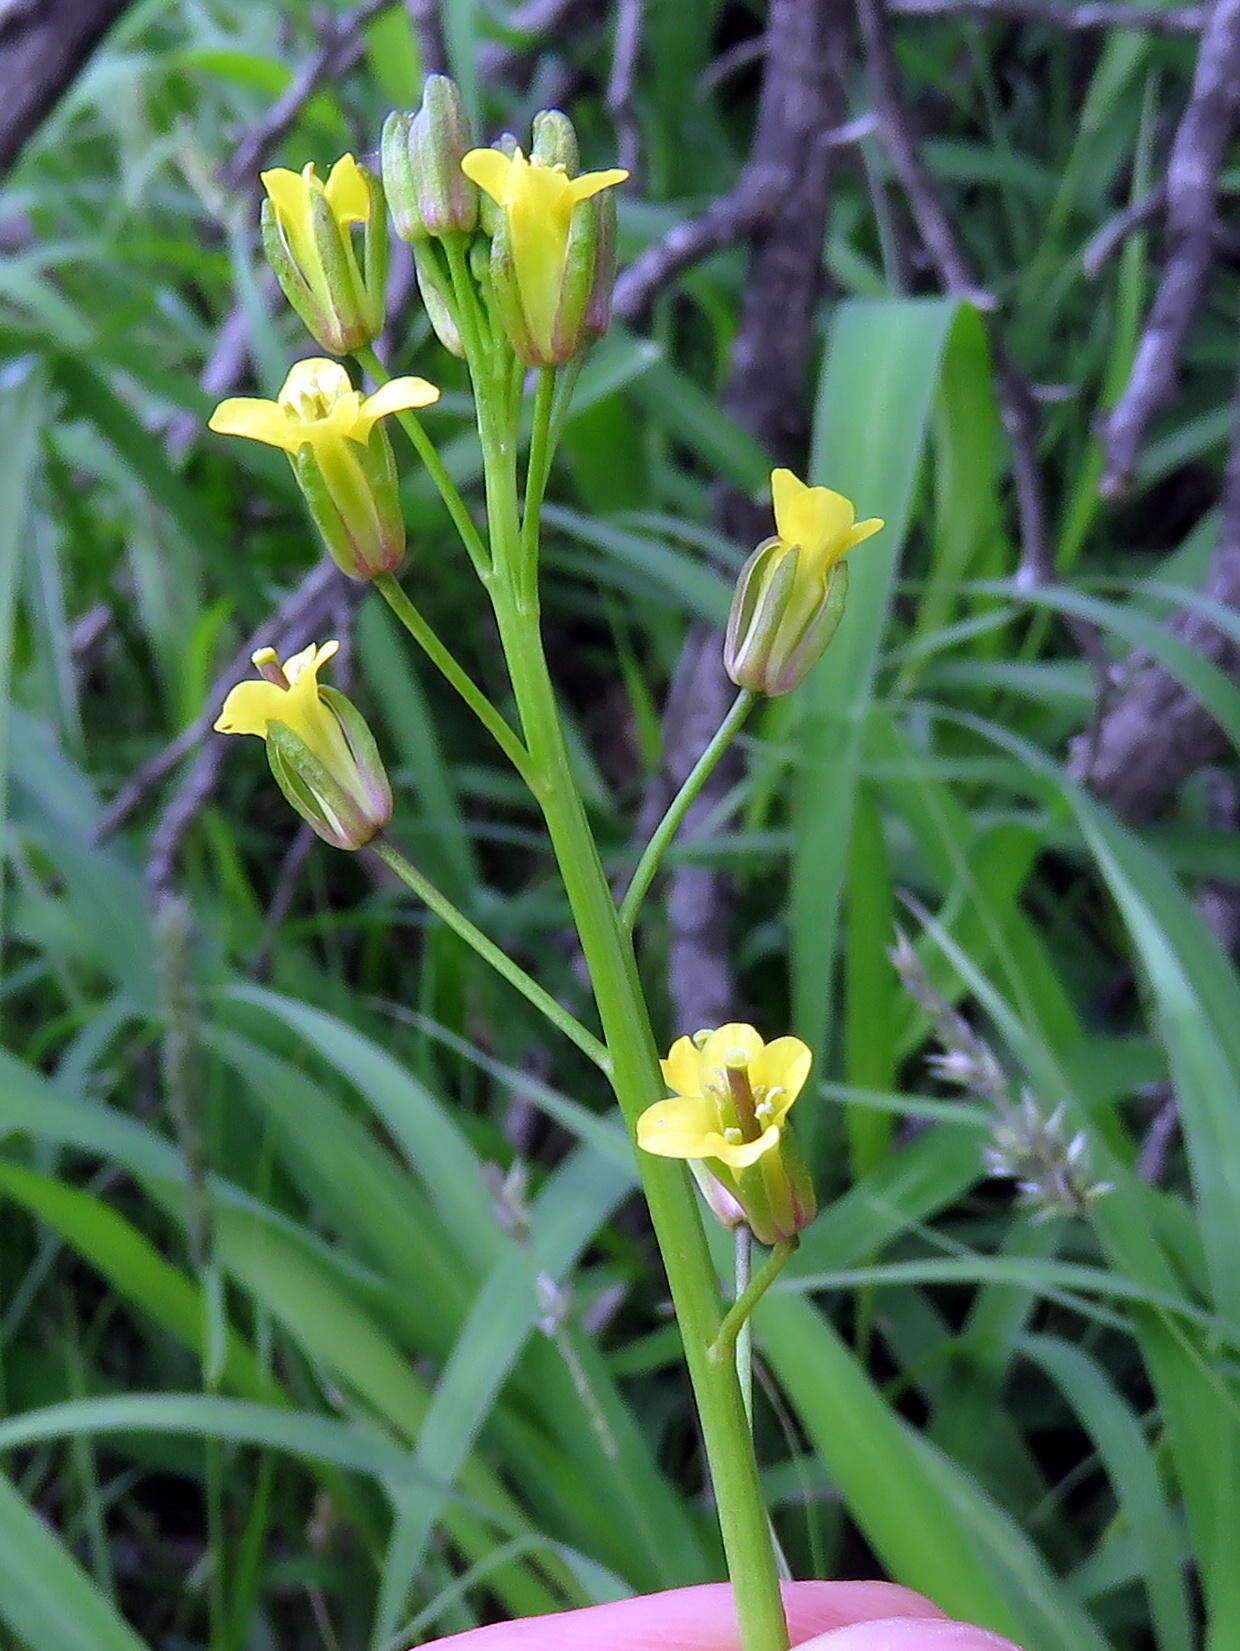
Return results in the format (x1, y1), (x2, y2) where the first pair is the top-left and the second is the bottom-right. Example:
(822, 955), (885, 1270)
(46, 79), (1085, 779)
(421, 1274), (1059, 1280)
(421, 1583), (1024, 1651)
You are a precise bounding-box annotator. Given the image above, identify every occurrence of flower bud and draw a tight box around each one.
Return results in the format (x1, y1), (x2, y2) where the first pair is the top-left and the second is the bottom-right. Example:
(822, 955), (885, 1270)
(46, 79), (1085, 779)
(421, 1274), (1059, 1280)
(215, 642), (392, 851)
(724, 468), (885, 696)
(531, 108), (580, 174)
(382, 76), (477, 243)
(411, 243), (465, 356)
(261, 155), (387, 354)
(725, 540), (850, 697)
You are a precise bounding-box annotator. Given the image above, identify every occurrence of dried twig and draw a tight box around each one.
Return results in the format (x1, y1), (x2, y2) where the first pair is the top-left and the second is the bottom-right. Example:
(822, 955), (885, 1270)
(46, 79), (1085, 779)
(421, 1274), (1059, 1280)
(1082, 185), (1167, 279)
(97, 560), (347, 843)
(1099, 0), (1240, 495)
(858, 0), (1117, 667)
(0, 0), (127, 177)
(649, 0), (850, 1034)
(1072, 359), (1240, 818)
(612, 166), (783, 326)
(607, 0), (644, 179)
(887, 0), (1207, 30)
(222, 0), (404, 190)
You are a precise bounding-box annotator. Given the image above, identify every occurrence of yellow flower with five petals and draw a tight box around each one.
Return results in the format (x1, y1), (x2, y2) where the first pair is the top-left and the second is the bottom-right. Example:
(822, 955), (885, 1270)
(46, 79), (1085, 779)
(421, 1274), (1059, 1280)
(638, 1024), (816, 1244)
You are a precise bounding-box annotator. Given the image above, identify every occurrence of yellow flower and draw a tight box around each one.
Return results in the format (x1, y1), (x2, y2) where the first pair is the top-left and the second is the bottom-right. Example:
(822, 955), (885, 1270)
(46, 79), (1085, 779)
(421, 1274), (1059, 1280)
(638, 1024), (817, 1245)
(461, 145), (627, 362)
(260, 155), (388, 353)
(724, 468), (884, 697)
(770, 468), (884, 576)
(209, 360), (438, 580)
(215, 642), (392, 850)
(209, 358), (437, 454)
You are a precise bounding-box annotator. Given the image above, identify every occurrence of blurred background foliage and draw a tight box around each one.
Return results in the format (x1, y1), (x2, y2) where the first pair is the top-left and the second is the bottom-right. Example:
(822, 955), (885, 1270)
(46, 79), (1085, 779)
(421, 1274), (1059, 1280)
(1, 2), (1239, 1649)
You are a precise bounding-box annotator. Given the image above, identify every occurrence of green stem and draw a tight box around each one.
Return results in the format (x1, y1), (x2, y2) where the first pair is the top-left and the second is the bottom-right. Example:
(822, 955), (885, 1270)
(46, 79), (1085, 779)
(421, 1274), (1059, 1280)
(734, 1227), (754, 1429)
(355, 344), (490, 576)
(373, 573), (534, 785)
(521, 367), (558, 604)
(471, 372), (788, 1651)
(710, 1238), (797, 1370)
(622, 689), (756, 932)
(373, 837), (610, 1073)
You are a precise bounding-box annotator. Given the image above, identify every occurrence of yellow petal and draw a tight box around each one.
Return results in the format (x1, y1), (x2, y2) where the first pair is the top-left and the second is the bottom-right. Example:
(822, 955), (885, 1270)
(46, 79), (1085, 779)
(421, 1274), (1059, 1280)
(357, 376), (440, 435)
(845, 516), (884, 550)
(749, 1036), (812, 1124)
(208, 396), (301, 452)
(284, 640), (338, 685)
(260, 166), (311, 223)
(461, 147), (516, 205)
(566, 167), (628, 204)
(215, 678), (288, 738)
(698, 1023), (764, 1076)
(708, 1122), (782, 1170)
(637, 1094), (722, 1158)
(661, 1035), (704, 1097)
(325, 152), (370, 224)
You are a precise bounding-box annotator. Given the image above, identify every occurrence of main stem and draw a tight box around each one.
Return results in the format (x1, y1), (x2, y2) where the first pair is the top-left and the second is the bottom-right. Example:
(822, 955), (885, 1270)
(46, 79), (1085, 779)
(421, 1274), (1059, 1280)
(474, 382), (788, 1651)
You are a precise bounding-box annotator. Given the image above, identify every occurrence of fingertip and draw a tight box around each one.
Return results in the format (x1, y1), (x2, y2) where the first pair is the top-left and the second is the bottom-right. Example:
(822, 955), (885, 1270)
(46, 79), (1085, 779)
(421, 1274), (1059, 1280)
(783, 1581), (947, 1643)
(795, 1617), (1024, 1651)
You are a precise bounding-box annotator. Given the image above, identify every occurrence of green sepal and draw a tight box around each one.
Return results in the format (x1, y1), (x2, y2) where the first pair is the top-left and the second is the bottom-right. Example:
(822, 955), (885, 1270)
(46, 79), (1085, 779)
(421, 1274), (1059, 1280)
(724, 539), (796, 691)
(550, 194), (599, 363)
(261, 197), (330, 344)
(583, 188), (617, 342)
(489, 210), (541, 365)
(265, 721), (367, 851)
(359, 162), (389, 334)
(767, 560), (849, 694)
(307, 184), (362, 352)
(291, 445), (357, 577)
(319, 684), (393, 829)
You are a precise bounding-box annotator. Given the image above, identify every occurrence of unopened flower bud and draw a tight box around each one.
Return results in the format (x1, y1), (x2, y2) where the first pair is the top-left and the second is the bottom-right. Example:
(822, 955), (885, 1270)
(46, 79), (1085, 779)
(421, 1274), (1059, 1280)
(725, 468), (884, 696)
(261, 155), (387, 354)
(215, 642), (392, 850)
(382, 76), (477, 242)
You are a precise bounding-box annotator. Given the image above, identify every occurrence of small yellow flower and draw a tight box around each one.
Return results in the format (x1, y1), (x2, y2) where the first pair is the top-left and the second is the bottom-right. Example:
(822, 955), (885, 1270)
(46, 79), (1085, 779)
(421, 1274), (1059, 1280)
(208, 358), (437, 455)
(638, 1024), (816, 1245)
(215, 642), (391, 849)
(461, 145), (627, 362)
(770, 467), (884, 576)
(260, 154), (388, 353)
(216, 641), (350, 768)
(209, 360), (438, 580)
(724, 468), (885, 697)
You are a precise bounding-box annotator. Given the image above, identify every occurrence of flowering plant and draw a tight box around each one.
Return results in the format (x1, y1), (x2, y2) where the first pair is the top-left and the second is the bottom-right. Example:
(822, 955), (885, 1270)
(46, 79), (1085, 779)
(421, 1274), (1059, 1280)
(208, 76), (885, 1651)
